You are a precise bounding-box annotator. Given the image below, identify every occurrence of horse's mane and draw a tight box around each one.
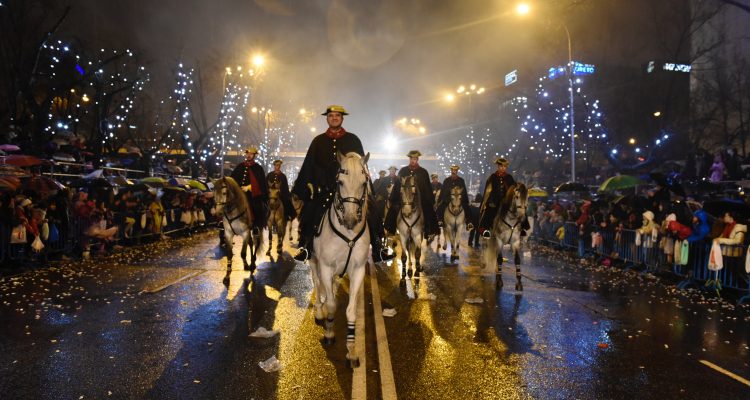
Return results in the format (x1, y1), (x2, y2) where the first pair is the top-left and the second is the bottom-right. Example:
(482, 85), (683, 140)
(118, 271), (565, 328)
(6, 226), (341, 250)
(220, 176), (250, 211)
(499, 183), (527, 219)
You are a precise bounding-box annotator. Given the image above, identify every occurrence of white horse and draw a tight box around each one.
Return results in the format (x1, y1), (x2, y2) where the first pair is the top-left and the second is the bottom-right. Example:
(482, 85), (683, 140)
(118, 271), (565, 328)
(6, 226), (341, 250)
(483, 183), (528, 290)
(309, 151), (371, 369)
(443, 185), (465, 263)
(397, 175), (424, 279)
(287, 193), (303, 244)
(266, 181), (286, 259)
(213, 177), (261, 280)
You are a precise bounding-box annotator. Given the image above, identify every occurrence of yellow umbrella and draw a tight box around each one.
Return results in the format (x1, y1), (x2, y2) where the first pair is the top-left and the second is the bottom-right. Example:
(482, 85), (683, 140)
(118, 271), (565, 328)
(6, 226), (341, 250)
(528, 187), (548, 198)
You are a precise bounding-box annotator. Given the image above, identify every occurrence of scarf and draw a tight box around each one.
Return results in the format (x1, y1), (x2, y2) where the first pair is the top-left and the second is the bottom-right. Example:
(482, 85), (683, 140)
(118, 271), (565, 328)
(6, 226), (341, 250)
(325, 127), (347, 140)
(721, 221), (736, 238)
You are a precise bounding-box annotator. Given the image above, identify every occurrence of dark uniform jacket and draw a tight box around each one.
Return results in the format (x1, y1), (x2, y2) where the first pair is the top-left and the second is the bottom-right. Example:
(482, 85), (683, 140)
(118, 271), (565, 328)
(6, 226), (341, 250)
(437, 175), (471, 222)
(231, 160), (269, 227)
(479, 172), (516, 231)
(292, 129), (364, 201)
(267, 171), (296, 219)
(385, 165), (439, 236)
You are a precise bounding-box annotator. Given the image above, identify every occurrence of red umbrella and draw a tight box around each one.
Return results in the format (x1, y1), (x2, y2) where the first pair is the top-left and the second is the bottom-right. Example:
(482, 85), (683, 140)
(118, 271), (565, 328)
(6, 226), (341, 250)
(0, 164), (32, 177)
(21, 176), (66, 195)
(0, 176), (21, 191)
(2, 154), (42, 167)
(0, 144), (21, 152)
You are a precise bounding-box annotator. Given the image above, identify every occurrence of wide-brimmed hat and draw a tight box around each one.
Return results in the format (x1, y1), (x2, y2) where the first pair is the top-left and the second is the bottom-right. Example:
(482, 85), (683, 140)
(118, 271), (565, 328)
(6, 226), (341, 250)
(450, 165), (460, 171)
(407, 150), (422, 158)
(495, 157), (509, 166)
(272, 159), (283, 165)
(378, 170), (386, 175)
(321, 105), (348, 115)
(245, 146), (259, 154)
(431, 173), (439, 179)
(388, 166), (398, 171)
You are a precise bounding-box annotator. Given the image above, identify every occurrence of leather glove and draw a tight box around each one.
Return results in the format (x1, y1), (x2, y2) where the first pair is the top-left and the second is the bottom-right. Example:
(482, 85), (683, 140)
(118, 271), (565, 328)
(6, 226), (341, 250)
(467, 223), (474, 231)
(307, 183), (315, 200)
(241, 184), (252, 192)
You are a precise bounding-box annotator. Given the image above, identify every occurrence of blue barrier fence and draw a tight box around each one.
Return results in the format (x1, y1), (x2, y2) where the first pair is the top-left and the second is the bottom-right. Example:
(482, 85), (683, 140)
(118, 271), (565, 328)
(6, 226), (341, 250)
(532, 221), (750, 303)
(0, 207), (218, 265)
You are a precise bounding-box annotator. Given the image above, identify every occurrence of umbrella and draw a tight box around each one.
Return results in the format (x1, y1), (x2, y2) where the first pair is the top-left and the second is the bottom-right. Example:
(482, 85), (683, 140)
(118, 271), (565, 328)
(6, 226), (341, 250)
(598, 175), (645, 192)
(702, 199), (750, 222)
(0, 165), (32, 178)
(139, 176), (168, 187)
(163, 185), (186, 192)
(0, 176), (21, 191)
(187, 179), (208, 191)
(2, 154), (42, 167)
(52, 152), (77, 162)
(0, 144), (21, 152)
(554, 181), (588, 193)
(21, 176), (66, 195)
(168, 177), (189, 187)
(527, 187), (548, 198)
(108, 175), (134, 187)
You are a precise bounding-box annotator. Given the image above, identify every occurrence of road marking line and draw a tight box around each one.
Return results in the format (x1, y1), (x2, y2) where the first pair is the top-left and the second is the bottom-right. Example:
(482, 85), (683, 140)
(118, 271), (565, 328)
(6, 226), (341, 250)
(369, 262), (398, 400)
(142, 270), (205, 294)
(699, 360), (750, 387)
(351, 281), (367, 400)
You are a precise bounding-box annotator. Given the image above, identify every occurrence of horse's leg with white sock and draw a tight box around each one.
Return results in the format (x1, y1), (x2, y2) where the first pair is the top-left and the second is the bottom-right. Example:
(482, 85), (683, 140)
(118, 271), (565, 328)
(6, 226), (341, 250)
(345, 264), (365, 368)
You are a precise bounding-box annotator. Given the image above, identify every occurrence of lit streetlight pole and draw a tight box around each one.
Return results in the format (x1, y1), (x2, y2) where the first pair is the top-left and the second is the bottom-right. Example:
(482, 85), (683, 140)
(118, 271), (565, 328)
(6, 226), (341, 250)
(517, 3), (577, 181)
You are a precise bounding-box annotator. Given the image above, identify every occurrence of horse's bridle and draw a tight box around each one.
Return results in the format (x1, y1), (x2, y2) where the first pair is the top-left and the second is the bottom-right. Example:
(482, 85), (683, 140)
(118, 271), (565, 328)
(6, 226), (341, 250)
(215, 178), (247, 234)
(448, 189), (463, 216)
(499, 188), (527, 244)
(333, 166), (367, 226)
(400, 178), (418, 218)
(328, 163), (369, 278)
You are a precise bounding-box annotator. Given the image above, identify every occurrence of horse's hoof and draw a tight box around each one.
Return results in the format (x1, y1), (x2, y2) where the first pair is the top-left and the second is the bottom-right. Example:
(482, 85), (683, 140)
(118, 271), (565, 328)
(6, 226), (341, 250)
(407, 269), (413, 278)
(222, 277), (230, 286)
(515, 282), (523, 291)
(323, 336), (335, 346)
(496, 279), (503, 290)
(348, 357), (360, 369)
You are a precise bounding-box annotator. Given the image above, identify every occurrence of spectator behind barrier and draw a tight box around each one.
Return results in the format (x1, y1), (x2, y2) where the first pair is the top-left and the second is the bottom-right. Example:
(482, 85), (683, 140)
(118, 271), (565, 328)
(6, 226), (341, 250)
(714, 211), (747, 257)
(687, 209), (710, 243)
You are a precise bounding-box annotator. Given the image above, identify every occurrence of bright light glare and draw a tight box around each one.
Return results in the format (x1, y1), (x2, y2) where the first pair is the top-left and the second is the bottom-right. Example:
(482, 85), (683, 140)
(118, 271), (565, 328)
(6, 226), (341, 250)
(516, 3), (531, 15)
(629, 138), (636, 144)
(445, 94), (455, 102)
(384, 135), (398, 149)
(252, 54), (265, 67)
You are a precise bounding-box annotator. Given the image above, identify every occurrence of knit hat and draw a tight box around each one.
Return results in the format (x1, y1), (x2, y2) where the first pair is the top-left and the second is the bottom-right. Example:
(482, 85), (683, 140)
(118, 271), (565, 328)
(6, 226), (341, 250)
(643, 210), (654, 221)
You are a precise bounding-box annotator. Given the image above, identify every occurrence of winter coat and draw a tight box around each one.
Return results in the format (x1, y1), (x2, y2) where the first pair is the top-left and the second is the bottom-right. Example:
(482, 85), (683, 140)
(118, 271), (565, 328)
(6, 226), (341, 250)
(687, 209), (710, 243)
(716, 222), (747, 257)
(667, 221), (692, 240)
(637, 212), (658, 248)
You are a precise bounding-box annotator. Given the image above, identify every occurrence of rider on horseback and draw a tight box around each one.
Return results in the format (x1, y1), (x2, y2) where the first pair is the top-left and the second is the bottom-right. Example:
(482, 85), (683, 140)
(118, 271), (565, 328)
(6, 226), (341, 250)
(231, 146), (269, 234)
(384, 150), (440, 242)
(478, 157), (529, 238)
(292, 105), (395, 263)
(436, 165), (473, 230)
(266, 159), (296, 221)
(430, 173), (442, 199)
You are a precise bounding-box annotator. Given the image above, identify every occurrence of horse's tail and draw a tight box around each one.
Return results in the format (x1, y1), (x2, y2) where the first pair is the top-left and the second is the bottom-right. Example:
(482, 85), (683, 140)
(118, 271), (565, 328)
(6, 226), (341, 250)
(483, 233), (499, 270)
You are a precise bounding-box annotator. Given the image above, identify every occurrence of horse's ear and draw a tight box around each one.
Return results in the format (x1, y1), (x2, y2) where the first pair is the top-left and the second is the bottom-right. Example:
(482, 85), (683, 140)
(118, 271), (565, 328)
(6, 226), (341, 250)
(337, 150), (345, 163)
(363, 152), (370, 165)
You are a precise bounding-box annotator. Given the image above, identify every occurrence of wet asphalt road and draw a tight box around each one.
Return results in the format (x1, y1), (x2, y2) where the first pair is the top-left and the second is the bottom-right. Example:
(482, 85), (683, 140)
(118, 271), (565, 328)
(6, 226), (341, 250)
(0, 228), (748, 399)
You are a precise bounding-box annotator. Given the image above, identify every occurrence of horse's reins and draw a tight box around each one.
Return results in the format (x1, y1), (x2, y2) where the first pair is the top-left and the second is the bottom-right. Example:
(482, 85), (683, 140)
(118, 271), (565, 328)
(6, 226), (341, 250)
(400, 180), (422, 248)
(328, 166), (368, 277)
(499, 189), (526, 245)
(216, 179), (248, 236)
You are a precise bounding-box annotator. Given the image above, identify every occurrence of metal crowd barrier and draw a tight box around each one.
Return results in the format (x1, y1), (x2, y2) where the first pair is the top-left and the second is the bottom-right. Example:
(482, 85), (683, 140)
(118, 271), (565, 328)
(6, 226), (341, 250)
(1, 207), (219, 266)
(532, 220), (750, 304)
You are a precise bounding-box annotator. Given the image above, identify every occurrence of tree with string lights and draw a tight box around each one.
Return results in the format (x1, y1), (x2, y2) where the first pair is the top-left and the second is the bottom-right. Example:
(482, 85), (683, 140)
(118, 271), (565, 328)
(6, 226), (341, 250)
(437, 126), (492, 193)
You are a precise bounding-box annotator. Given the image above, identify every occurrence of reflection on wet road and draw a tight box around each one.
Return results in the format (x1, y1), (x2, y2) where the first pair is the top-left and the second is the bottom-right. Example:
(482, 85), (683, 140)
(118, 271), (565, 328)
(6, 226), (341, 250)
(0, 230), (748, 399)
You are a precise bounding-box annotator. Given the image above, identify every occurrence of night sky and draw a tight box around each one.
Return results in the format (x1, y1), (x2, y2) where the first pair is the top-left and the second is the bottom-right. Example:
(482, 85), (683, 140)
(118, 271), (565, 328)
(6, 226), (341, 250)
(58, 0), (681, 151)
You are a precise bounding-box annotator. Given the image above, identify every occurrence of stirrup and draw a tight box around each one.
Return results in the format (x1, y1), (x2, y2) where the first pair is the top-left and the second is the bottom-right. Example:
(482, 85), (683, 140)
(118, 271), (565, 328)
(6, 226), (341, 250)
(293, 247), (309, 262)
(481, 230), (491, 239)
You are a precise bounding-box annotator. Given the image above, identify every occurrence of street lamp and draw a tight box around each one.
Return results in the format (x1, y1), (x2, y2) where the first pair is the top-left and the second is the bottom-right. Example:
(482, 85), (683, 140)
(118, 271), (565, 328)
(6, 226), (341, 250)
(517, 3), (577, 181)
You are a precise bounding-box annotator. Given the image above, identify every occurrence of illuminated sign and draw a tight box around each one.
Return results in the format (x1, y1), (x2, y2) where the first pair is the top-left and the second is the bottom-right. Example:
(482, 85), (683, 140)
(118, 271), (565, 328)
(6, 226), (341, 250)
(662, 63), (691, 73)
(548, 62), (595, 80)
(505, 70), (518, 86)
(646, 61), (691, 73)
